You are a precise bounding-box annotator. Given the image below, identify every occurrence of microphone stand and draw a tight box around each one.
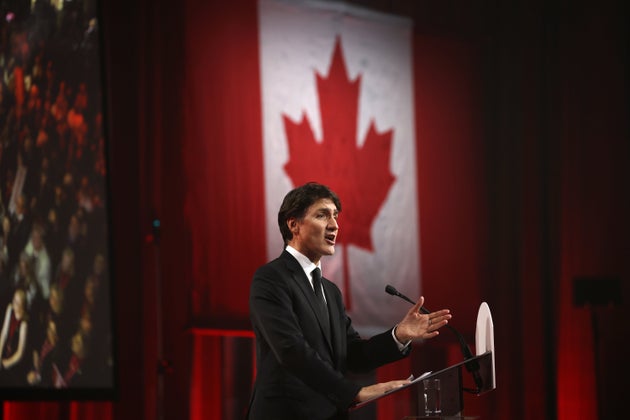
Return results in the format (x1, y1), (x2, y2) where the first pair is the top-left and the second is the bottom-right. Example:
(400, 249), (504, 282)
(385, 285), (483, 392)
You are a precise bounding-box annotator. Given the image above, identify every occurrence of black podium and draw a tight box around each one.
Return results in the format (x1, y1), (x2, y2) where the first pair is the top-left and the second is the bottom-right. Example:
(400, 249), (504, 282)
(350, 351), (494, 418)
(412, 350), (494, 418)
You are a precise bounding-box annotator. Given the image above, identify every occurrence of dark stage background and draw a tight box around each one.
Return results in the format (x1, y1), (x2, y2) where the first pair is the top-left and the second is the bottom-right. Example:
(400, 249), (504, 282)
(3, 0), (629, 419)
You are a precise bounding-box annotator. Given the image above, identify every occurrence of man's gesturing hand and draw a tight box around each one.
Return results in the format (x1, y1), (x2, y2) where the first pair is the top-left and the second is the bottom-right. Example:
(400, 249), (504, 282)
(394, 296), (451, 343)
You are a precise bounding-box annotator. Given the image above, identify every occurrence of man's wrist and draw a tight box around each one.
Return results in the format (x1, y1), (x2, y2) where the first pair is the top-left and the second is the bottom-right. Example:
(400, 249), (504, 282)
(392, 325), (411, 349)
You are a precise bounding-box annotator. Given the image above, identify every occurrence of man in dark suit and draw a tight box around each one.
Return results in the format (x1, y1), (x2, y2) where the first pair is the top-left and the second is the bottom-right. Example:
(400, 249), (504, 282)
(248, 182), (451, 419)
(7, 194), (32, 275)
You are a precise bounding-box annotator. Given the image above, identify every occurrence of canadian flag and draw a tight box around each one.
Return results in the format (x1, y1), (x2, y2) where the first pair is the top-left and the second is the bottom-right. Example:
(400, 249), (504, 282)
(259, 0), (420, 332)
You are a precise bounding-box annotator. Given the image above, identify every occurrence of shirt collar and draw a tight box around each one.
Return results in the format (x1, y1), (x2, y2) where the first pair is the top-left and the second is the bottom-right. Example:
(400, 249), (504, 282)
(286, 245), (321, 278)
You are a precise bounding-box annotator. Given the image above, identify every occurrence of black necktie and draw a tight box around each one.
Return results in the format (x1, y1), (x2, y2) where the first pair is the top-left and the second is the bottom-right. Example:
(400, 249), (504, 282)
(311, 268), (330, 335)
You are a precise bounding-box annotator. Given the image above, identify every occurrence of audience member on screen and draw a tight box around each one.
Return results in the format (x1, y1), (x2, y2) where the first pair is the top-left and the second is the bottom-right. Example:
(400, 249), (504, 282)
(0, 216), (11, 305)
(27, 318), (59, 386)
(11, 251), (40, 310)
(24, 223), (52, 301)
(0, 288), (29, 384)
(52, 330), (88, 388)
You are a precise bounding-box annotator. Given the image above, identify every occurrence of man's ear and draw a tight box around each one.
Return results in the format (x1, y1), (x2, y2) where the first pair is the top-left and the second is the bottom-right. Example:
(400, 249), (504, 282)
(287, 218), (299, 235)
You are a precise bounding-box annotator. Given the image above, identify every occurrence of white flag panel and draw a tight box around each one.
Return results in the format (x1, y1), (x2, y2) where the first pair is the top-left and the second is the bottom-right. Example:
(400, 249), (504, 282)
(259, 0), (420, 332)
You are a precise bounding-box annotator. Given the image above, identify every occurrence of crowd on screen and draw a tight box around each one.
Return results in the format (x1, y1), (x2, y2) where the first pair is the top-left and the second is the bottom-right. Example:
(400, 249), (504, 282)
(0, 0), (112, 388)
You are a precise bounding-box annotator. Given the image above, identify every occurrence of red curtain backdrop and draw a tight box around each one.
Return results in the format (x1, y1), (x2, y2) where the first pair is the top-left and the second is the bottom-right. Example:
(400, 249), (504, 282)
(556, 2), (629, 417)
(412, 35), (489, 419)
(182, 1), (265, 418)
(182, 0), (266, 325)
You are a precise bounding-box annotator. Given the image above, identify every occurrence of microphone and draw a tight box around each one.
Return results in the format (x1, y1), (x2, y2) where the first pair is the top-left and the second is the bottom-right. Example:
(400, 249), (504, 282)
(385, 284), (482, 392)
(385, 284), (429, 311)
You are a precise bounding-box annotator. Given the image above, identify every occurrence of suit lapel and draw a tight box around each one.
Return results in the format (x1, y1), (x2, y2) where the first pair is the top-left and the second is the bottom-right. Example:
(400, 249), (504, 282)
(281, 251), (333, 353)
(321, 279), (341, 361)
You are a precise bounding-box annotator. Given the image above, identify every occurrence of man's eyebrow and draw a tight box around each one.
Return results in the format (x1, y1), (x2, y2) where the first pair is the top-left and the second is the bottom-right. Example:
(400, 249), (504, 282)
(316, 207), (338, 214)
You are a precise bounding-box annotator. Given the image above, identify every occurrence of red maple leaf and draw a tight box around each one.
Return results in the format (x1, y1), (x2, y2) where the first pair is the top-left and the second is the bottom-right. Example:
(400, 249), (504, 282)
(283, 37), (396, 308)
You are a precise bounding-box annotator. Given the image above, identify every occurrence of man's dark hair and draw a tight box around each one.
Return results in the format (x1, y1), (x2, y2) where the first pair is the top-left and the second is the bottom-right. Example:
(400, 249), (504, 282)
(278, 182), (342, 245)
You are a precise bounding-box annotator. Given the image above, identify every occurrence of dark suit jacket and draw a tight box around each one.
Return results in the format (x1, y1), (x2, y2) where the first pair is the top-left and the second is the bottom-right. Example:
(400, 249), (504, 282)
(248, 251), (409, 420)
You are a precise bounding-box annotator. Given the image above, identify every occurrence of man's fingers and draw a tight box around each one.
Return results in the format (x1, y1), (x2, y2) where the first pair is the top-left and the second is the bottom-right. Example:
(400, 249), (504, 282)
(430, 310), (452, 326)
(384, 379), (411, 393)
(410, 296), (424, 313)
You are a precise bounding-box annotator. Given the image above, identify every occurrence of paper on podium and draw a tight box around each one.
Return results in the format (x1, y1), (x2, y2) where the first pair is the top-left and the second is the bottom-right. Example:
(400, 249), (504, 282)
(475, 302), (496, 389)
(407, 370), (433, 385)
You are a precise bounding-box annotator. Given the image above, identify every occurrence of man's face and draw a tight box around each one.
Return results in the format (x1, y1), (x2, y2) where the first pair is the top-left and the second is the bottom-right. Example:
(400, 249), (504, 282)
(47, 321), (58, 346)
(288, 198), (339, 264)
(32, 230), (43, 250)
(12, 291), (25, 316)
(16, 196), (25, 215)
